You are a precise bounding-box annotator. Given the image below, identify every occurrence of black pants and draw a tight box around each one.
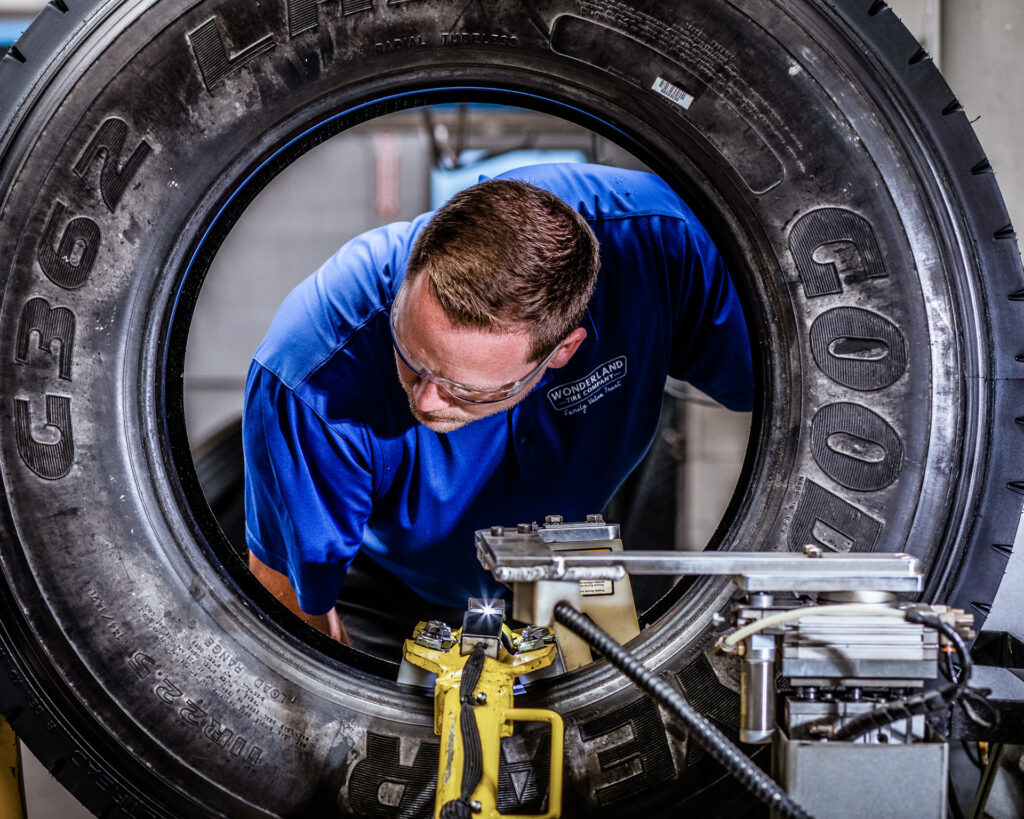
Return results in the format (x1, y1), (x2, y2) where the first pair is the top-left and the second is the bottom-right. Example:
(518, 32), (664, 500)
(336, 552), (487, 661)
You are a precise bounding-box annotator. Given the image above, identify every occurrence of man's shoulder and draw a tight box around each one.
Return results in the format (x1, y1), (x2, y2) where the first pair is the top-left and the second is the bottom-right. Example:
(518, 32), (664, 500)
(253, 216), (429, 390)
(495, 163), (692, 222)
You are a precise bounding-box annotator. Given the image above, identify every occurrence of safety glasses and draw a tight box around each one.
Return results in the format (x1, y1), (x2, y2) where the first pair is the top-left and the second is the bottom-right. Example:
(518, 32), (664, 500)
(389, 284), (561, 404)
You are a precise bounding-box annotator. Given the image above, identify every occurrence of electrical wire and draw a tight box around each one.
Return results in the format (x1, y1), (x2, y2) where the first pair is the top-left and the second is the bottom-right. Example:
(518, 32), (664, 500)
(722, 603), (999, 743)
(832, 610), (998, 741)
(941, 646), (959, 683)
(440, 643), (486, 819)
(553, 602), (812, 819)
(961, 740), (983, 770)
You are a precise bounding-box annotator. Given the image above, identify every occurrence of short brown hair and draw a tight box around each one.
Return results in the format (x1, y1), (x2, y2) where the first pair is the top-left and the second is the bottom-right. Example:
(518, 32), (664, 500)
(406, 177), (600, 362)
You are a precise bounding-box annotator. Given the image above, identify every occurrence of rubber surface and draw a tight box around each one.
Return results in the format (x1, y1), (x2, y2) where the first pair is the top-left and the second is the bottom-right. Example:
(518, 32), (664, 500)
(0, 1), (1021, 816)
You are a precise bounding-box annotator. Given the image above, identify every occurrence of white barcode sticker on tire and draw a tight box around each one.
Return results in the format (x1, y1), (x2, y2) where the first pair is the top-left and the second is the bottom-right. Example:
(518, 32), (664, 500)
(652, 76), (695, 110)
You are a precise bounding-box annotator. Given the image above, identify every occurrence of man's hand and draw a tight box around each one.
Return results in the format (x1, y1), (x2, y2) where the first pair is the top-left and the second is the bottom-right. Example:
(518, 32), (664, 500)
(248, 550), (349, 644)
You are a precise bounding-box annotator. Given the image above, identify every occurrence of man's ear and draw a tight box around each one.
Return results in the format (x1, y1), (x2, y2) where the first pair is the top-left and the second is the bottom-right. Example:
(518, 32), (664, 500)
(547, 328), (588, 369)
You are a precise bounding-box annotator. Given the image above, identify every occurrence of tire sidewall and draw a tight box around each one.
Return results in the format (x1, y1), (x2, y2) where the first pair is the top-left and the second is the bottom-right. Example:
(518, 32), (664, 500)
(0, 1), (1017, 816)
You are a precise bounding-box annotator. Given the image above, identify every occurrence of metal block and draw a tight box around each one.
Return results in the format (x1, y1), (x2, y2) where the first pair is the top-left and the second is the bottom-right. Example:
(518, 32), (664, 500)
(774, 731), (947, 819)
(536, 519), (621, 543)
(781, 659), (933, 682)
(780, 613), (938, 683)
(511, 580), (579, 627)
(476, 527), (923, 592)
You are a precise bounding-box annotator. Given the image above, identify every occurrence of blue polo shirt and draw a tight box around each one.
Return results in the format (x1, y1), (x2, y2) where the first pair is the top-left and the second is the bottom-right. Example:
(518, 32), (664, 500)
(243, 164), (752, 614)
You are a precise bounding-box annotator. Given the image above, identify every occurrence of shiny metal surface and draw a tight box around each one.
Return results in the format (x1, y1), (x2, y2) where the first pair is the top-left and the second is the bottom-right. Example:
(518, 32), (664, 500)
(476, 527), (923, 592)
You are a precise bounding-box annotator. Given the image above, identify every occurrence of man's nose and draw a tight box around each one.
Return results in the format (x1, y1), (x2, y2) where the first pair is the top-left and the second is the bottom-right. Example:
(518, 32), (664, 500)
(413, 377), (452, 412)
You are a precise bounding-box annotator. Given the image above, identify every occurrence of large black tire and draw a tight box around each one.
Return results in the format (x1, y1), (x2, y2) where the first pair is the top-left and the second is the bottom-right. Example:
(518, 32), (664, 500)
(1, 1), (1021, 815)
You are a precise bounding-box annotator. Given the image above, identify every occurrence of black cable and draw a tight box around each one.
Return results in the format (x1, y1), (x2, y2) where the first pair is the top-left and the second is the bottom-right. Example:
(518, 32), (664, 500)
(917, 613), (972, 699)
(959, 687), (1000, 732)
(961, 740), (983, 770)
(440, 643), (486, 819)
(833, 686), (955, 741)
(553, 602), (812, 819)
(833, 610), (998, 742)
(941, 647), (958, 683)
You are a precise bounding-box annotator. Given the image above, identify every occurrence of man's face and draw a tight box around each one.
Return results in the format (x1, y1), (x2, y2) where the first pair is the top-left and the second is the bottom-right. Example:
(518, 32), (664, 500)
(391, 276), (551, 433)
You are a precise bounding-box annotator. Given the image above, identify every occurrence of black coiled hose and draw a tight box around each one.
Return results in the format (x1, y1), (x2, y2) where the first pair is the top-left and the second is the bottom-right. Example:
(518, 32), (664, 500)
(553, 602), (812, 819)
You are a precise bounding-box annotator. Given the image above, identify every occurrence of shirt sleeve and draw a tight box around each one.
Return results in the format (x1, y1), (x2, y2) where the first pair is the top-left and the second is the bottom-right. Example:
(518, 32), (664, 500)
(242, 361), (375, 615)
(663, 215), (754, 412)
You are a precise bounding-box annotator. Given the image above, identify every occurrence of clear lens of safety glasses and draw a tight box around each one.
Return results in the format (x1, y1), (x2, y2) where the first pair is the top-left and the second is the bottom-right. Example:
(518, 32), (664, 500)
(388, 286), (561, 404)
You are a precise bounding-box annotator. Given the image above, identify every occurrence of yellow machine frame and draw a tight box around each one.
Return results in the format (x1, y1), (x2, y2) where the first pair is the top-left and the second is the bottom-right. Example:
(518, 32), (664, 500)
(404, 624), (564, 819)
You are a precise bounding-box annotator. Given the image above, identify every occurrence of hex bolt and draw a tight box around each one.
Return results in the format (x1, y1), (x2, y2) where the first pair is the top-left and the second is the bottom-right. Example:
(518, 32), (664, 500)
(414, 620), (454, 651)
(585, 513), (604, 523)
(802, 543), (823, 558)
(544, 514), (564, 525)
(516, 522), (532, 534)
(490, 525), (505, 536)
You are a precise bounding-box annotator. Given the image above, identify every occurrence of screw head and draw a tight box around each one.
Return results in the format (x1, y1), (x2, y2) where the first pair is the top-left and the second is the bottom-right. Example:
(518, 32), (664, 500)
(490, 525), (505, 536)
(517, 625), (553, 653)
(470, 801), (482, 813)
(414, 620), (454, 650)
(475, 691), (487, 704)
(544, 514), (564, 525)
(516, 522), (532, 534)
(802, 543), (823, 558)
(585, 513), (604, 523)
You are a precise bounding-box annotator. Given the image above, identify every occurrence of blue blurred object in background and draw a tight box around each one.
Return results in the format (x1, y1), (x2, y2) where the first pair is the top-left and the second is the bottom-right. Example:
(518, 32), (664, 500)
(0, 19), (33, 47)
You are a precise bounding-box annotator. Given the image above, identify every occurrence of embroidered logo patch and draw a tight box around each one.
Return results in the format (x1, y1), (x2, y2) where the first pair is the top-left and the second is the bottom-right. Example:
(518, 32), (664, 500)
(546, 356), (628, 415)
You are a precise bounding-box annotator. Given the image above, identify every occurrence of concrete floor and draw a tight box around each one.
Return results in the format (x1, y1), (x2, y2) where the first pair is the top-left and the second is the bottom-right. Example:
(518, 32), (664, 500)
(19, 743), (91, 818)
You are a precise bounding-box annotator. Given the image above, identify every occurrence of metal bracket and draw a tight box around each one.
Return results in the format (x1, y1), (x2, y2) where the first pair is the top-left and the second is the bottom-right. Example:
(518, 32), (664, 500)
(476, 523), (923, 626)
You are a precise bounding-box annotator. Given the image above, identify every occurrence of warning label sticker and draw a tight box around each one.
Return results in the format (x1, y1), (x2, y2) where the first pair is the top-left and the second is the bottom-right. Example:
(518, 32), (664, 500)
(579, 579), (614, 597)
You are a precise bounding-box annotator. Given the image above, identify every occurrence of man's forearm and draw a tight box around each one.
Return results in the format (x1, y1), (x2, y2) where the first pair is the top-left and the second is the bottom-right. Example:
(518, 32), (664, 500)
(248, 550), (349, 644)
